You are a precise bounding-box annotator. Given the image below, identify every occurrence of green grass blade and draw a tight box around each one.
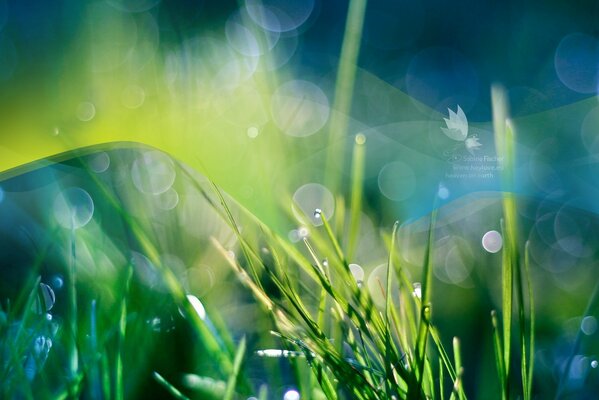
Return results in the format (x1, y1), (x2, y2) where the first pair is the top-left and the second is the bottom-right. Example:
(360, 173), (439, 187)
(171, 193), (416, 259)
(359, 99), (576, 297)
(491, 310), (507, 400)
(223, 336), (247, 400)
(524, 241), (535, 399)
(115, 265), (133, 400)
(324, 0), (368, 192)
(153, 372), (190, 400)
(347, 133), (366, 260)
(452, 337), (466, 400)
(384, 221), (400, 397)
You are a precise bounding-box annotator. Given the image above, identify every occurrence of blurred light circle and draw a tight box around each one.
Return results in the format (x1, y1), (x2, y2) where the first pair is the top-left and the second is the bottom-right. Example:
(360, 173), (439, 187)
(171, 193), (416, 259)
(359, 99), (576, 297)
(121, 85), (145, 109)
(529, 160), (561, 193)
(266, 30), (299, 70)
(155, 187), (179, 210)
(77, 102), (96, 122)
(554, 207), (586, 257)
(271, 80), (330, 137)
(554, 33), (599, 94)
(406, 47), (478, 112)
(131, 150), (176, 195)
(245, 0), (314, 32)
(581, 105), (599, 154)
(87, 152), (110, 173)
(53, 188), (94, 229)
(89, 4), (138, 72)
(131, 251), (160, 289)
(107, 0), (160, 13)
(247, 126), (259, 138)
(283, 389), (300, 400)
(434, 236), (473, 285)
(184, 266), (215, 296)
(292, 183), (334, 226)
(581, 316), (598, 335)
(181, 37), (258, 92)
(377, 161), (415, 201)
(349, 263), (364, 284)
(226, 12), (279, 57)
(482, 230), (503, 253)
(367, 263), (392, 306)
(437, 183), (450, 200)
(445, 245), (471, 283)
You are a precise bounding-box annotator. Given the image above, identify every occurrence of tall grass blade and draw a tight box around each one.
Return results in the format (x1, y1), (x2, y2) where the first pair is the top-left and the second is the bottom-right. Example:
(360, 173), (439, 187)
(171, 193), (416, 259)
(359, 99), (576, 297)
(347, 133), (366, 260)
(223, 336), (247, 400)
(325, 0), (368, 192)
(524, 241), (534, 400)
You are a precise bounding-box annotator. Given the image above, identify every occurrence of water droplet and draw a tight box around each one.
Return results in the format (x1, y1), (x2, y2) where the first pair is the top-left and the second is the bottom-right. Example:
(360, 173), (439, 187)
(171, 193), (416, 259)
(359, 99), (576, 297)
(40, 283), (55, 310)
(186, 294), (206, 320)
(322, 259), (329, 267)
(50, 275), (64, 290)
(53, 187), (94, 229)
(283, 389), (300, 400)
(52, 127), (60, 136)
(87, 152), (110, 173)
(581, 316), (598, 335)
(292, 183), (335, 226)
(355, 133), (366, 145)
(297, 226), (309, 239)
(271, 80), (330, 137)
(247, 126), (259, 138)
(313, 208), (322, 218)
(131, 151), (176, 195)
(592, 360), (598, 368)
(413, 282), (422, 299)
(482, 230), (503, 253)
(77, 101), (96, 122)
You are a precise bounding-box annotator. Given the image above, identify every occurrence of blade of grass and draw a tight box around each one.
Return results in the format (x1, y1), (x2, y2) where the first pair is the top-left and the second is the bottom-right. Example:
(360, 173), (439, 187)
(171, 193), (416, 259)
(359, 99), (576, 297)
(524, 241), (534, 400)
(452, 337), (466, 400)
(347, 133), (366, 260)
(491, 310), (507, 400)
(115, 265), (133, 400)
(153, 372), (190, 400)
(324, 0), (368, 192)
(384, 221), (400, 398)
(223, 336), (246, 400)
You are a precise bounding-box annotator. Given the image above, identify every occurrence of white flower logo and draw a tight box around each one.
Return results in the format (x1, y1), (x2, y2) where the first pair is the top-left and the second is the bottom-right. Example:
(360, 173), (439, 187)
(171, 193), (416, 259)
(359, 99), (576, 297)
(442, 105), (481, 155)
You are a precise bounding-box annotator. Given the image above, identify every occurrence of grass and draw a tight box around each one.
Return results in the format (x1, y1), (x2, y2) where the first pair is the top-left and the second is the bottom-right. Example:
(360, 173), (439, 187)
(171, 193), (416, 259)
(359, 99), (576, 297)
(0, 2), (567, 399)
